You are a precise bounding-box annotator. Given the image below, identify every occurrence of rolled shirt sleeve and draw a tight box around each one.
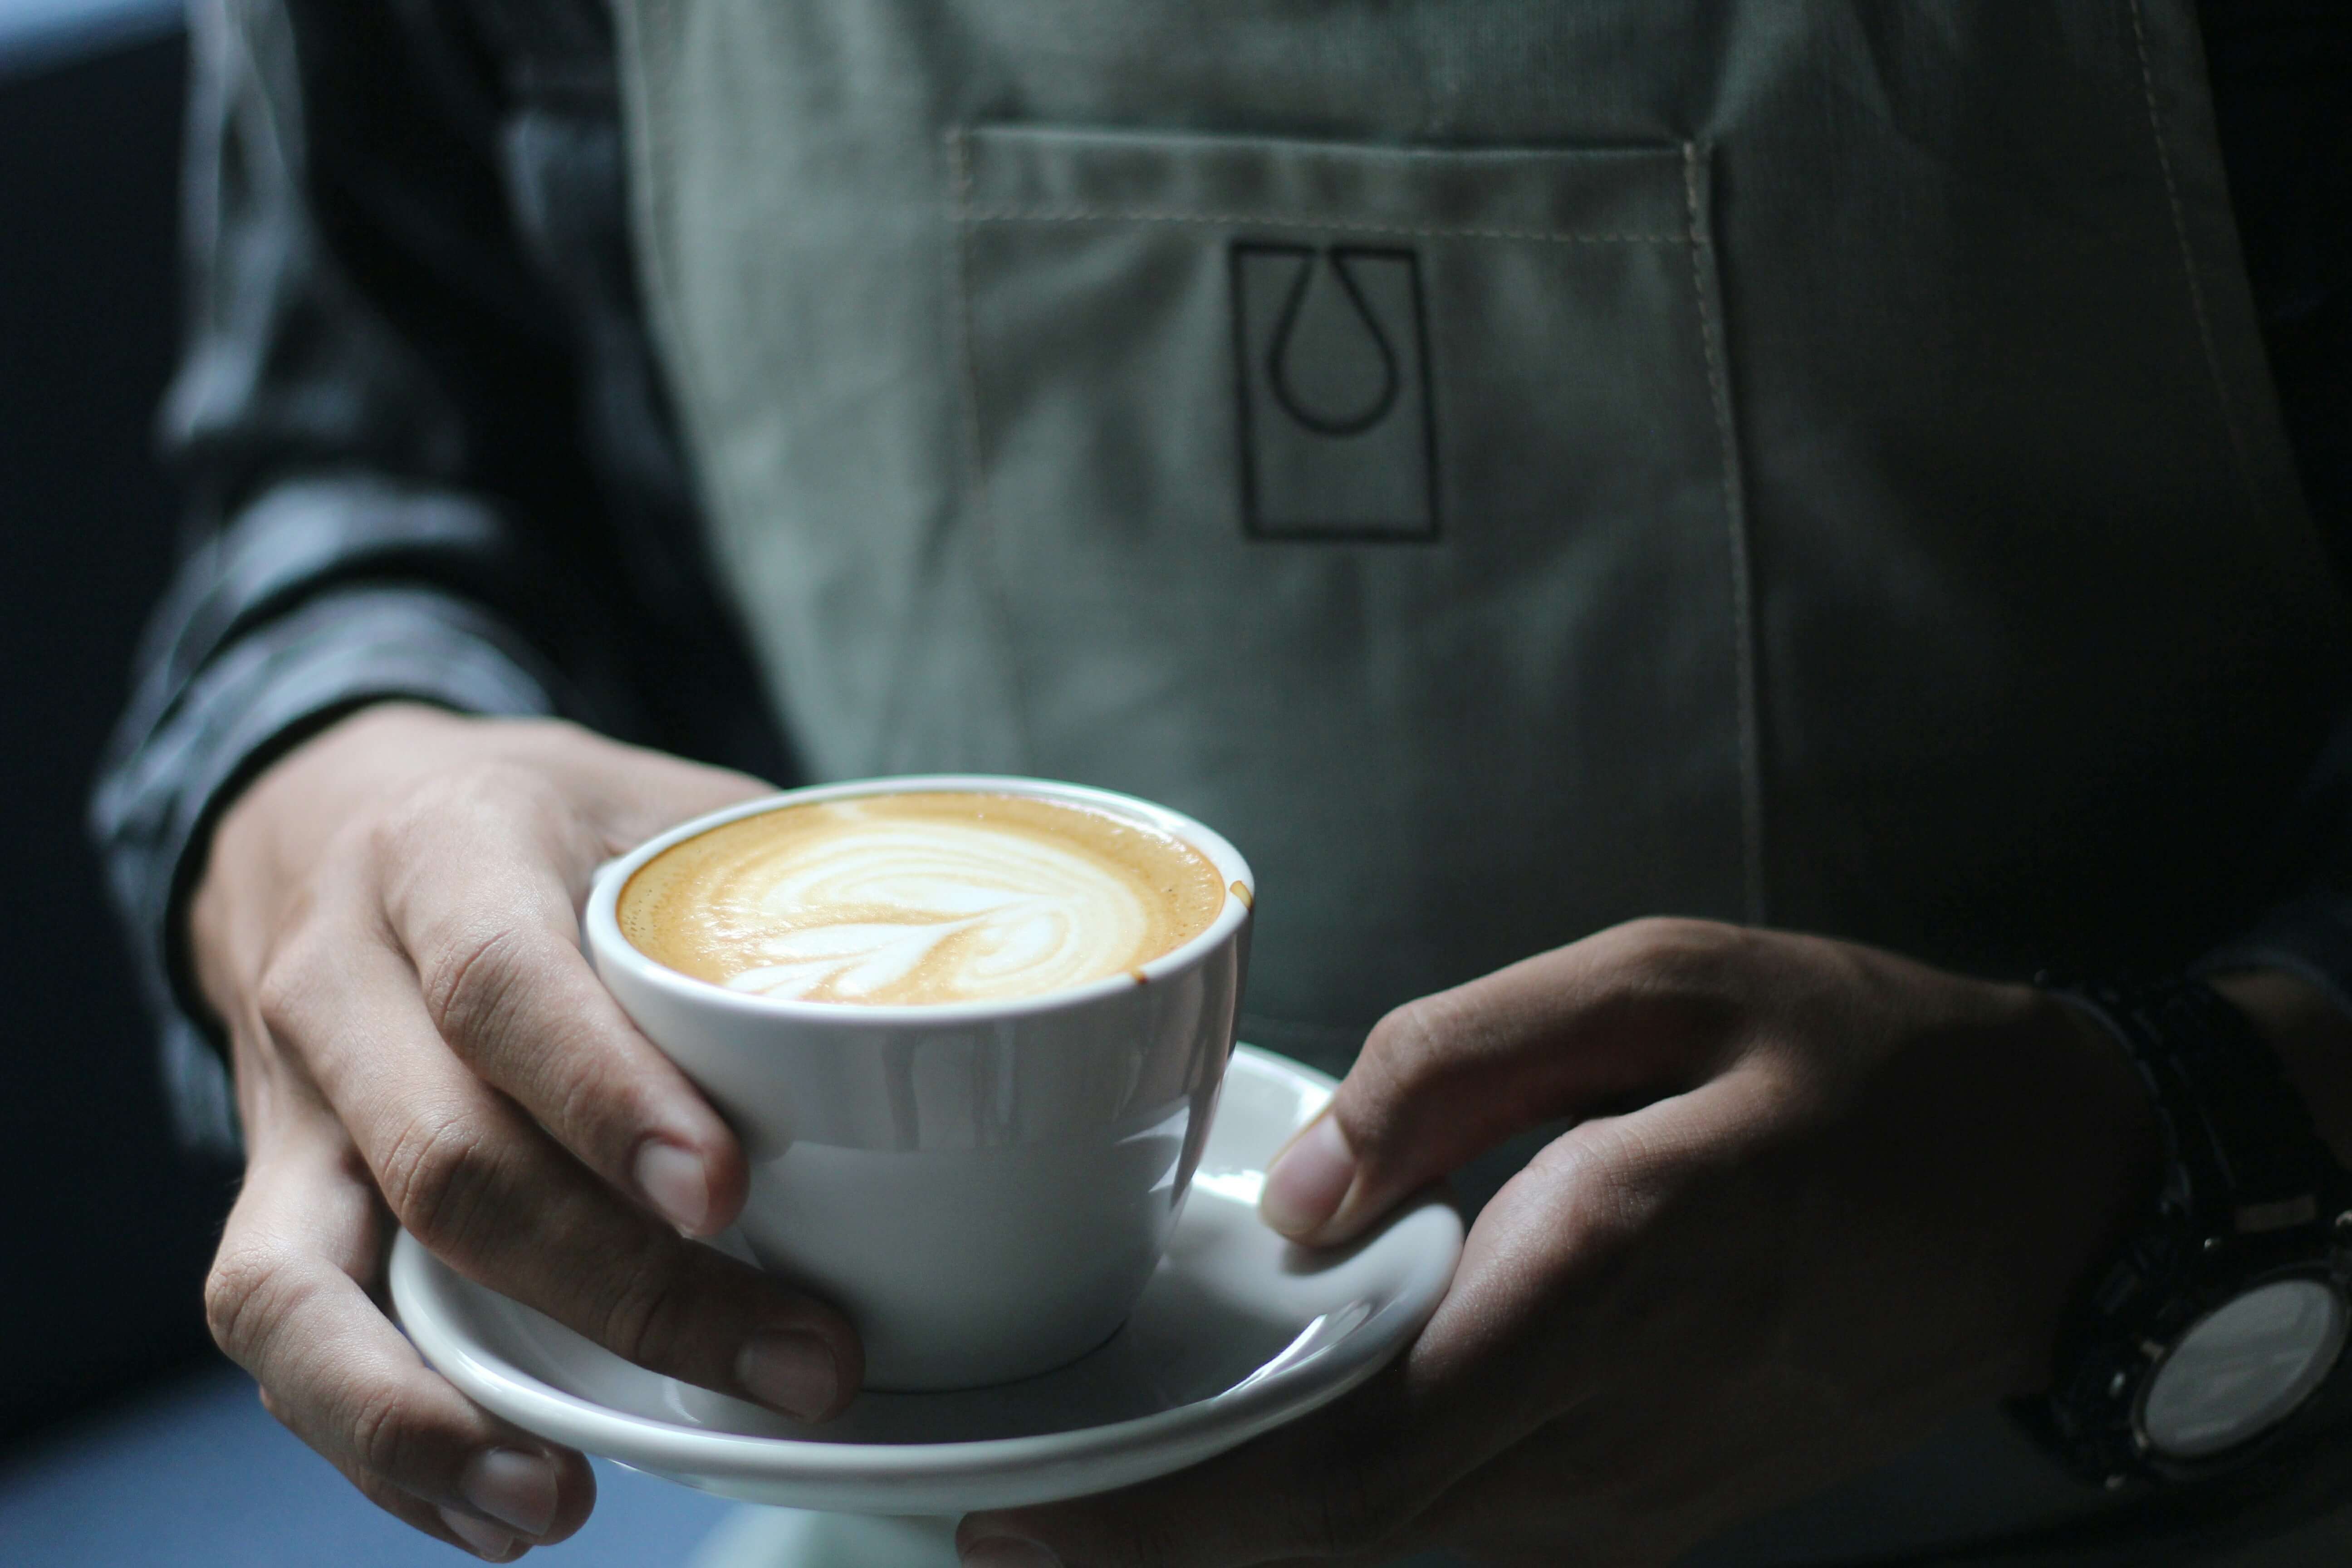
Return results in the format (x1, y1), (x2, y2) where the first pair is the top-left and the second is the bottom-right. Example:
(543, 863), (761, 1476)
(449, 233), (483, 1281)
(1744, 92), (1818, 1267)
(88, 0), (755, 1150)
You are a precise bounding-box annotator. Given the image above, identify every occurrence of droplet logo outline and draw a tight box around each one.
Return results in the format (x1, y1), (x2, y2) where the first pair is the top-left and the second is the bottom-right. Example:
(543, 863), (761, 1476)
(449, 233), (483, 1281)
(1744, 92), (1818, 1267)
(1229, 240), (1441, 541)
(1264, 249), (1403, 437)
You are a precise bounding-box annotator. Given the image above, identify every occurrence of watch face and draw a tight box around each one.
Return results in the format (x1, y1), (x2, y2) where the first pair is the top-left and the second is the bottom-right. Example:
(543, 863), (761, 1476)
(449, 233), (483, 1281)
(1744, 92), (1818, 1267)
(2141, 1278), (2349, 1460)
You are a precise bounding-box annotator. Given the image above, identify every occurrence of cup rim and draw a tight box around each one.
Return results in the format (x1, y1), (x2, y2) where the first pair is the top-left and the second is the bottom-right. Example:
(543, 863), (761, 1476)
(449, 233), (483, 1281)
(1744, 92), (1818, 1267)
(583, 774), (1255, 1025)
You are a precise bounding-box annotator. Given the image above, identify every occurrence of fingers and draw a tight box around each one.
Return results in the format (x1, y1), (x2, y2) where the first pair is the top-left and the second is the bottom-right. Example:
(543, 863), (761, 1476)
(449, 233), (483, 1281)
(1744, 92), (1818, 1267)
(278, 923), (863, 1419)
(204, 717), (765, 1245)
(193, 712), (817, 1556)
(1262, 918), (1763, 1245)
(956, 1191), (1615, 1568)
(555, 735), (774, 858)
(365, 766), (748, 1239)
(971, 1084), (1763, 1568)
(208, 1102), (595, 1561)
(959, 1364), (1447, 1568)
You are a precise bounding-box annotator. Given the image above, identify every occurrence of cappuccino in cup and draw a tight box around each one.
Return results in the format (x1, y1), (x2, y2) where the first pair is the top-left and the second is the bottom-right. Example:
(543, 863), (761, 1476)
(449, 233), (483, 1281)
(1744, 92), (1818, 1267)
(617, 792), (1226, 1005)
(587, 777), (1252, 1389)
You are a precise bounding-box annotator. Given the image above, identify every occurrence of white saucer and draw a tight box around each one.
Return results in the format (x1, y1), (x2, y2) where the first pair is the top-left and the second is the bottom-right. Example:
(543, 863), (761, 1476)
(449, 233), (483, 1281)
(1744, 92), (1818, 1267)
(392, 1045), (1463, 1514)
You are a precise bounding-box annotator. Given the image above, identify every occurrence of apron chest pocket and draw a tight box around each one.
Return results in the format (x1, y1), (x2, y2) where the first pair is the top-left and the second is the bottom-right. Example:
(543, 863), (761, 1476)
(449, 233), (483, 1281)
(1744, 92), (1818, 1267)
(948, 125), (1764, 960)
(952, 124), (1744, 562)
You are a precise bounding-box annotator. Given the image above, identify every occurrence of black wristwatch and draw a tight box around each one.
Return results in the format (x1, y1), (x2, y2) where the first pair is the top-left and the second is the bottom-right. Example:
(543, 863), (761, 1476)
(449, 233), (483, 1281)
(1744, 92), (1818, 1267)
(2019, 975), (2352, 1489)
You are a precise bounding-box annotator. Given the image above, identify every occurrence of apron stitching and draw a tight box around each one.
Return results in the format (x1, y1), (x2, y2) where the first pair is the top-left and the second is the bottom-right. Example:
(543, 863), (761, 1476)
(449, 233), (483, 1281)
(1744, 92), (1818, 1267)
(2125, 0), (2254, 499)
(947, 127), (1040, 769)
(965, 209), (1686, 245)
(623, 0), (765, 727)
(1684, 141), (1766, 926)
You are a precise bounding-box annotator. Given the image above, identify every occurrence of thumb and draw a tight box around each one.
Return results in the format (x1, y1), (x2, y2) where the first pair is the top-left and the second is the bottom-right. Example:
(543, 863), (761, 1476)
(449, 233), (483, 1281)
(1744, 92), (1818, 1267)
(1260, 918), (1754, 1245)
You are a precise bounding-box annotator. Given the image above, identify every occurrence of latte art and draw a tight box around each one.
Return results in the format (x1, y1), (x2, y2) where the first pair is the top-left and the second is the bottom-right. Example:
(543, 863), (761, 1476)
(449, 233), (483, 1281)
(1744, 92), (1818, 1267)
(617, 793), (1228, 1005)
(706, 821), (1153, 1002)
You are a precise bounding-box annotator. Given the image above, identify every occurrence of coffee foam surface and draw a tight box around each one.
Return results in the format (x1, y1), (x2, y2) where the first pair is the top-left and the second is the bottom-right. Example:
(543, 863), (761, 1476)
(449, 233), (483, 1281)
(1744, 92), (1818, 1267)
(617, 793), (1228, 1006)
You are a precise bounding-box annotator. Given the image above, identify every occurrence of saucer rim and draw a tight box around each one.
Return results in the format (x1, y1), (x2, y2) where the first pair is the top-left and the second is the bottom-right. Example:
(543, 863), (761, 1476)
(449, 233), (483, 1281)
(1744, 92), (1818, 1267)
(391, 1045), (1461, 1496)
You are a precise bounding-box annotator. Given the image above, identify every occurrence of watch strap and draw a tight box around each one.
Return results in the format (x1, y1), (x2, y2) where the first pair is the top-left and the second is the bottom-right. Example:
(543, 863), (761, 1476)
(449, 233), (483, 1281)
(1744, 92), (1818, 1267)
(2074, 977), (2336, 1225)
(2022, 975), (2352, 1486)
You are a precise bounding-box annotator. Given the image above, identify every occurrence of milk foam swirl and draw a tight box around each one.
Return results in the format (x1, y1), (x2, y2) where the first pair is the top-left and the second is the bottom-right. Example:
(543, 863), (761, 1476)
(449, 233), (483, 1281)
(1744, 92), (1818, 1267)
(617, 793), (1227, 1006)
(723, 819), (1153, 1002)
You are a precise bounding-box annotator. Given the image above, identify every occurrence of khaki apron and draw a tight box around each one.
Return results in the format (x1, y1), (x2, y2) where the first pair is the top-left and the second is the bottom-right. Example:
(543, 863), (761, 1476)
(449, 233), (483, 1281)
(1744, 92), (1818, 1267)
(612, 1), (2352, 1560)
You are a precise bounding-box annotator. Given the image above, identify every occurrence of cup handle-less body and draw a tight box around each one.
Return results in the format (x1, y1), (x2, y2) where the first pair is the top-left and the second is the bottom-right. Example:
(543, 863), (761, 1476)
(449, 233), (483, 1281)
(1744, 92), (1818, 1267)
(585, 776), (1254, 1391)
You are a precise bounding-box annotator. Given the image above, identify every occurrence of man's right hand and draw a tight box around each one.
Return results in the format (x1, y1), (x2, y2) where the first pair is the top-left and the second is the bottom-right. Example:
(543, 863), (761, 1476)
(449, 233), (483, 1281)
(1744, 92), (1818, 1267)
(190, 703), (863, 1560)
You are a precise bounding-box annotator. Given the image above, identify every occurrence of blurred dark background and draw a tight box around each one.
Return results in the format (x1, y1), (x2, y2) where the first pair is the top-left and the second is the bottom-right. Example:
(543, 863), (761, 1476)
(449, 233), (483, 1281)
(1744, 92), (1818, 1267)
(0, 0), (236, 1451)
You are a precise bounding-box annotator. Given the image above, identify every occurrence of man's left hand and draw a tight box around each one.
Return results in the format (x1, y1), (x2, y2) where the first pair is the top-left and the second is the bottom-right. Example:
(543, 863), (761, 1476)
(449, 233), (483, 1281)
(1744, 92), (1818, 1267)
(959, 918), (2163, 1567)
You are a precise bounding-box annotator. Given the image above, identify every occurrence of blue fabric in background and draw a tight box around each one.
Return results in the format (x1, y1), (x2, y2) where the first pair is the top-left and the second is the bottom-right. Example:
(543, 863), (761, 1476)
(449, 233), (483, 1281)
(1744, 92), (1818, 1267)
(0, 1361), (735, 1567)
(0, 0), (178, 79)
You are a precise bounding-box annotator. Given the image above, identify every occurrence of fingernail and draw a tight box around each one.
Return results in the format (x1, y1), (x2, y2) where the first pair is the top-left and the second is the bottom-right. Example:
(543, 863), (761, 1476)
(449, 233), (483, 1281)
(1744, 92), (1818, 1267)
(737, 1328), (840, 1420)
(961, 1537), (1061, 1568)
(438, 1504), (520, 1560)
(1261, 1111), (1356, 1239)
(460, 1446), (557, 1539)
(634, 1138), (712, 1234)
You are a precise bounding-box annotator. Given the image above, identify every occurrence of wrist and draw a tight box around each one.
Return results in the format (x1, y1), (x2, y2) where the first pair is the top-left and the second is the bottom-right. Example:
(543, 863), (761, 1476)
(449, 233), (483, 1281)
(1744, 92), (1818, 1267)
(1999, 985), (2166, 1397)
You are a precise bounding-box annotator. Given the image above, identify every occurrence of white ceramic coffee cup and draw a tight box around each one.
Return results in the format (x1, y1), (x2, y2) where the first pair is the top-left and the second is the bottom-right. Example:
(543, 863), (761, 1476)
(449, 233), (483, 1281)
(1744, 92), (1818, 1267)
(585, 775), (1254, 1391)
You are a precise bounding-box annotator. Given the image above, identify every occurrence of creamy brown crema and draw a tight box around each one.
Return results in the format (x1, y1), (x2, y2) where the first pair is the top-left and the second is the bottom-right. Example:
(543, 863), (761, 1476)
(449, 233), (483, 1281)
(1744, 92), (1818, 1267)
(617, 792), (1228, 1006)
